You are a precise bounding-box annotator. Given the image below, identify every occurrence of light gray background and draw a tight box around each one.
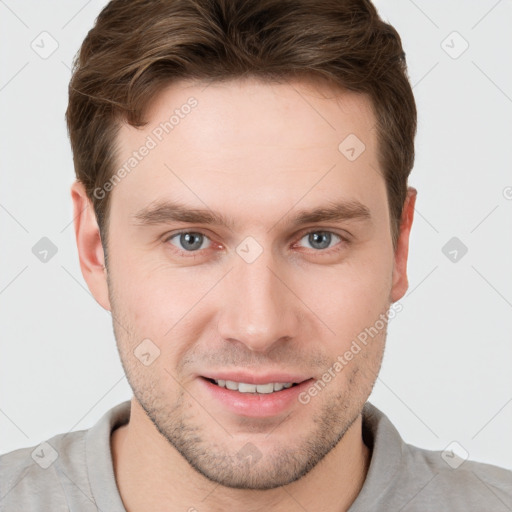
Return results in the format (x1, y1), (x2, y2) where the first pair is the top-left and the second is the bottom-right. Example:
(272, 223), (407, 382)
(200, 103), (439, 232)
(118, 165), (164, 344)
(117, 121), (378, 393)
(1, 0), (511, 471)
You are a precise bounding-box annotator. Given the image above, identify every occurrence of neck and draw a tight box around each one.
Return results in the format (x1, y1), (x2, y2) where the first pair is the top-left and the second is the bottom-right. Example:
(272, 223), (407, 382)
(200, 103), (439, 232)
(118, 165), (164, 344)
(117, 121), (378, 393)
(111, 397), (371, 512)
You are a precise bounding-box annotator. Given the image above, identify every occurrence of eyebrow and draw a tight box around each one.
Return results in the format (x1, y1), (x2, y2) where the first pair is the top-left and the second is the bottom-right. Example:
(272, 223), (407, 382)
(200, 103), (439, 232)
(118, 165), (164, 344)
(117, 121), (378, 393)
(132, 199), (372, 230)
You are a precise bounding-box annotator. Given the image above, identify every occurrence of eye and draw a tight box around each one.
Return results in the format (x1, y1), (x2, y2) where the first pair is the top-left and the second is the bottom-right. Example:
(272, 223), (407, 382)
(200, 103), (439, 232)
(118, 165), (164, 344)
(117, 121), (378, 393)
(166, 231), (211, 252)
(296, 230), (345, 252)
(163, 229), (348, 258)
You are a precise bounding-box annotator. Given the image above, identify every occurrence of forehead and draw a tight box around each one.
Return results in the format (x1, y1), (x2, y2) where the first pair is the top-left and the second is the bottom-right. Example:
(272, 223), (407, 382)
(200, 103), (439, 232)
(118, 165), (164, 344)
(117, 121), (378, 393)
(141, 76), (376, 153)
(111, 77), (385, 229)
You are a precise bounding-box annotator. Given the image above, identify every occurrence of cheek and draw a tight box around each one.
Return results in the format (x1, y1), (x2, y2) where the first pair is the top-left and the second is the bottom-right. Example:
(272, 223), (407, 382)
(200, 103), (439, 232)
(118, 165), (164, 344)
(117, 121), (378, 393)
(111, 262), (212, 365)
(297, 252), (393, 337)
(109, 226), (393, 347)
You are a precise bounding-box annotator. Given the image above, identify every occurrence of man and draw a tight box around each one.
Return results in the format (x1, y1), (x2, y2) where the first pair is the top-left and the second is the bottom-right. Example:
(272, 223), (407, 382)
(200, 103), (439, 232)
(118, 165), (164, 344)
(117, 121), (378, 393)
(1, 0), (511, 510)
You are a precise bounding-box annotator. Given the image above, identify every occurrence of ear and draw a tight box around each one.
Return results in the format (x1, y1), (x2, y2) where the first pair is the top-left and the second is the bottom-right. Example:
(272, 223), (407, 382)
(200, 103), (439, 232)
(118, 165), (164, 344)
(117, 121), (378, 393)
(390, 186), (417, 303)
(70, 180), (111, 311)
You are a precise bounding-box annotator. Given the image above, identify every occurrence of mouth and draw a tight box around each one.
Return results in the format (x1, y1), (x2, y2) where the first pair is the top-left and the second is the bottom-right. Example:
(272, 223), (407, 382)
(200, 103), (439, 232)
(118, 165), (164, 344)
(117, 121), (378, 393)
(204, 377), (300, 394)
(199, 374), (313, 417)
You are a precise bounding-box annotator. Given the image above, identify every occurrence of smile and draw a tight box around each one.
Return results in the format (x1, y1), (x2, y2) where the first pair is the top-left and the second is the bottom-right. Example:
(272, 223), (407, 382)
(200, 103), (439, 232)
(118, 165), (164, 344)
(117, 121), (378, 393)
(208, 379), (297, 394)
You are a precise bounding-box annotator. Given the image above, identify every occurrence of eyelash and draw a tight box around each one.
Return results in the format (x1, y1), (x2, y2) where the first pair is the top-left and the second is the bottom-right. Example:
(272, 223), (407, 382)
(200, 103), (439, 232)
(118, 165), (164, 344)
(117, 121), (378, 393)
(163, 229), (350, 258)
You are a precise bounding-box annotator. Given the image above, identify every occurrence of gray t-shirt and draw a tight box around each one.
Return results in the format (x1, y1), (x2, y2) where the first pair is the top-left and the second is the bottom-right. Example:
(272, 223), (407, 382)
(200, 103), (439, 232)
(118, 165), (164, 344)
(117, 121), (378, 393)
(1, 400), (511, 511)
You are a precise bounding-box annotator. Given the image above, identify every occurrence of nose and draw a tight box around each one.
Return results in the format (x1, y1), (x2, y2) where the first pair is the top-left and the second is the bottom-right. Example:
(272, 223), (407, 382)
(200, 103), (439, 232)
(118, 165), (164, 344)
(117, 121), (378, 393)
(216, 247), (301, 353)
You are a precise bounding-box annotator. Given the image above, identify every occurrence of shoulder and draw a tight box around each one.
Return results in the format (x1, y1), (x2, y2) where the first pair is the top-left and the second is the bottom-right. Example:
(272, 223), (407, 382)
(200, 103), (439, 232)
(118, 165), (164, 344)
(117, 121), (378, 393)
(0, 429), (91, 511)
(0, 400), (130, 511)
(399, 442), (512, 510)
(357, 403), (512, 511)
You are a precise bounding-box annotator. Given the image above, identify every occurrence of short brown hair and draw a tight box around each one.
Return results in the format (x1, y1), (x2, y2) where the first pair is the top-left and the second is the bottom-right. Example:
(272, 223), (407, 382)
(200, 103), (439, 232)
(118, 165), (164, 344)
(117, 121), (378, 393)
(66, 0), (416, 257)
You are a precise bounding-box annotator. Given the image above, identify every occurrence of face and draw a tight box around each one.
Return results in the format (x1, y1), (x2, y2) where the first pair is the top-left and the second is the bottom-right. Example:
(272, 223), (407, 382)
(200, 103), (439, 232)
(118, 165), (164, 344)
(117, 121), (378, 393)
(74, 77), (415, 490)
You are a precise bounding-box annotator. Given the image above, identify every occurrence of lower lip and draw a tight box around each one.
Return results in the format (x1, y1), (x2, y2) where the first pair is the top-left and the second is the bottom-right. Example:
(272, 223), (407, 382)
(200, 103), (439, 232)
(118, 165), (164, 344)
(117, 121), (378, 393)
(199, 377), (314, 418)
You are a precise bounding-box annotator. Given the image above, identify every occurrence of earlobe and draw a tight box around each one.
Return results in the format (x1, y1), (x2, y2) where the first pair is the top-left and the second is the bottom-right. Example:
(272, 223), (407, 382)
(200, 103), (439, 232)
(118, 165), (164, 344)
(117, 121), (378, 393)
(70, 180), (111, 311)
(390, 186), (417, 303)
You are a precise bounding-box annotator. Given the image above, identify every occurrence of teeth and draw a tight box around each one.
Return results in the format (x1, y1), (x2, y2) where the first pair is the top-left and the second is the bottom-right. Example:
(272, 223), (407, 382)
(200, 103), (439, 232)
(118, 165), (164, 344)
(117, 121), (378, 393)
(225, 380), (238, 390)
(238, 382), (257, 393)
(256, 383), (274, 394)
(214, 379), (296, 393)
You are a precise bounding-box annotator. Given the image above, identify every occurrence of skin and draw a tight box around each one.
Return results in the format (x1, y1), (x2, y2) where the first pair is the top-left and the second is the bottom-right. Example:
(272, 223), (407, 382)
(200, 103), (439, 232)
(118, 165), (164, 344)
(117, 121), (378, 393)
(71, 77), (416, 511)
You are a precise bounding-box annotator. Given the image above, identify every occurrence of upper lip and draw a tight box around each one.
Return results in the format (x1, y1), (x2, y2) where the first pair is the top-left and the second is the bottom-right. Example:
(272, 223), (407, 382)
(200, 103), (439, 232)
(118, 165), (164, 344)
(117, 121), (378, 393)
(201, 372), (312, 385)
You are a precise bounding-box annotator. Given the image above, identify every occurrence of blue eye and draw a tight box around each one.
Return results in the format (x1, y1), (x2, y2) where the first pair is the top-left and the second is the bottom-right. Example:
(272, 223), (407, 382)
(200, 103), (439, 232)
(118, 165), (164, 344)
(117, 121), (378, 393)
(167, 232), (211, 252)
(298, 231), (342, 251)
(164, 229), (348, 258)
